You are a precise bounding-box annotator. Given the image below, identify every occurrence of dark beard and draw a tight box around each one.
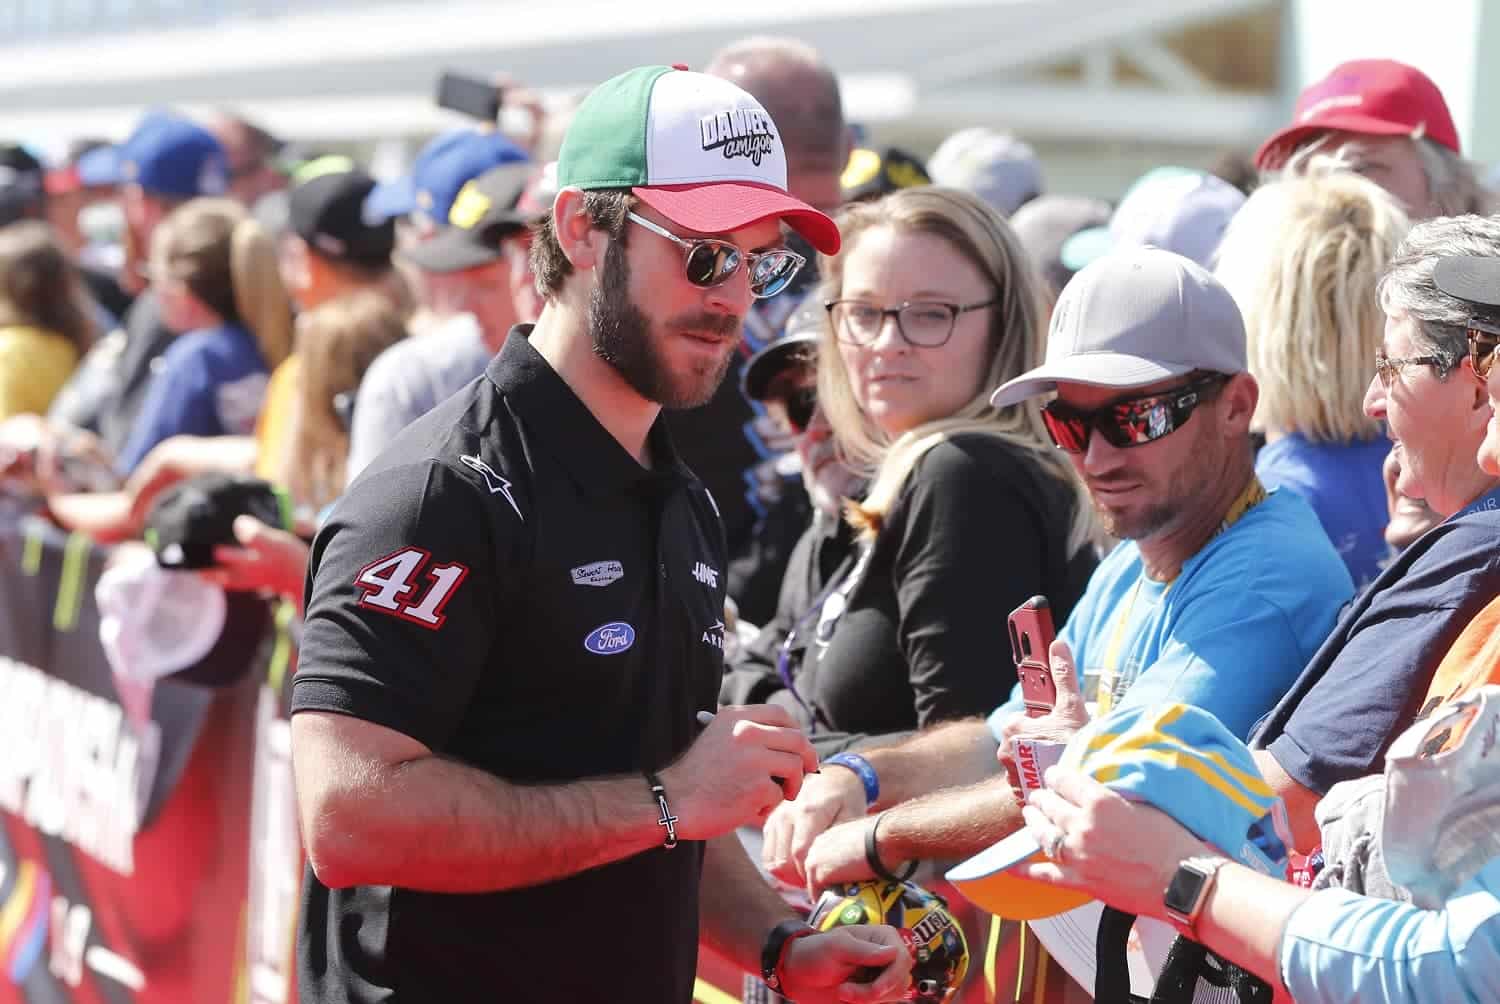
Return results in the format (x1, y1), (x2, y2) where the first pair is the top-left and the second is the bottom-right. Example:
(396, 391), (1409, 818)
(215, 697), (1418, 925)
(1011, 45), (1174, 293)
(588, 236), (739, 409)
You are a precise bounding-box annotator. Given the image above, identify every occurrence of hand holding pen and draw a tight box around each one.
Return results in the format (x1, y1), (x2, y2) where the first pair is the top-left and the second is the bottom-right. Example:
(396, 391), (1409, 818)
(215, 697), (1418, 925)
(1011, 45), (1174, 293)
(657, 706), (819, 840)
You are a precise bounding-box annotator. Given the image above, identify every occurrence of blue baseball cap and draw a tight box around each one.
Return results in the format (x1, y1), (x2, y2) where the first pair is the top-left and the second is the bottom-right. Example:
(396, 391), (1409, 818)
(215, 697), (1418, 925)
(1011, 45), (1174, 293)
(75, 145), (122, 188)
(946, 703), (1290, 920)
(364, 129), (528, 225)
(90, 111), (229, 199)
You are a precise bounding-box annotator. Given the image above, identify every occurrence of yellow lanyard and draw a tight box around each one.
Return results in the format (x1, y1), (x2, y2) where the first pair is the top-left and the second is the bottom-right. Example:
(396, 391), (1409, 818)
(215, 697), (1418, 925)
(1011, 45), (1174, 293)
(1094, 477), (1267, 715)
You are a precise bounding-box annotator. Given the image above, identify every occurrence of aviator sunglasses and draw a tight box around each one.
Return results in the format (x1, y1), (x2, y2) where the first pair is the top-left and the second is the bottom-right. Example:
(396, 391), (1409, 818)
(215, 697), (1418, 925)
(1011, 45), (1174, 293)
(627, 212), (806, 299)
(1041, 374), (1228, 453)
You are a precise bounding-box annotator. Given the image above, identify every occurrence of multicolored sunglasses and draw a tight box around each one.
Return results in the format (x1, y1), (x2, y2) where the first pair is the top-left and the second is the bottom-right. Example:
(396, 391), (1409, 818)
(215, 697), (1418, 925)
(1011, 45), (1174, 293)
(1041, 375), (1227, 453)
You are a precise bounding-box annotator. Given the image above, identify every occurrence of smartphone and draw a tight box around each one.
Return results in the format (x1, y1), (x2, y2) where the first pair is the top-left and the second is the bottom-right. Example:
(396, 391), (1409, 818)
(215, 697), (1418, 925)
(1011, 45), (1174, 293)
(436, 71), (502, 122)
(1008, 596), (1057, 718)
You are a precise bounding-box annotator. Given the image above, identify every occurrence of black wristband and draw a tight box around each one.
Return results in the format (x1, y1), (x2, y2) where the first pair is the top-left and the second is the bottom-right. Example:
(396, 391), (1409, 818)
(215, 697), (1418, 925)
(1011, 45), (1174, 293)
(645, 772), (678, 849)
(761, 918), (814, 992)
(865, 810), (918, 883)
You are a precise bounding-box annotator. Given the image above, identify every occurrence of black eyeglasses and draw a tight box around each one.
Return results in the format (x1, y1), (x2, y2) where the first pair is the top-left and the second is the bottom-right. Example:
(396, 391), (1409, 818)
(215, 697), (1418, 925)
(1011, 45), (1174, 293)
(1467, 318), (1500, 379)
(826, 298), (997, 348)
(1374, 350), (1449, 388)
(1041, 375), (1228, 453)
(627, 212), (806, 300)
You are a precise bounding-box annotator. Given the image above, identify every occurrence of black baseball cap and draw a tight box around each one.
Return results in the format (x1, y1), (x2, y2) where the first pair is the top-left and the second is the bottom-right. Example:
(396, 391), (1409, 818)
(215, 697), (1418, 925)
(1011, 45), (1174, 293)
(145, 474), (292, 570)
(0, 144), (46, 226)
(289, 169), (396, 268)
(840, 146), (931, 204)
(742, 299), (823, 401)
(1433, 255), (1500, 311)
(400, 163), (533, 273)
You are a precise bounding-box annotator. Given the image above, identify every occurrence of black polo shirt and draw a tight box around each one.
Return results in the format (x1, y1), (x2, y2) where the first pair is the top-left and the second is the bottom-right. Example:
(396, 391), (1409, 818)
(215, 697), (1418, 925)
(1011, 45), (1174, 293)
(291, 327), (726, 1003)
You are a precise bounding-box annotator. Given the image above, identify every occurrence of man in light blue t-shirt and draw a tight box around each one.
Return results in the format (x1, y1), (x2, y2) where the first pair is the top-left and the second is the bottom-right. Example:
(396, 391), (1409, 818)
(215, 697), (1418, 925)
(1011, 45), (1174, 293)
(759, 248), (1352, 903)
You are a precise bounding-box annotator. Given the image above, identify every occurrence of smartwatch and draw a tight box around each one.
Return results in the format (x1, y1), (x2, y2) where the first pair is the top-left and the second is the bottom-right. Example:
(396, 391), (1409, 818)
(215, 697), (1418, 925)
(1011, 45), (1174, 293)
(1163, 855), (1231, 934)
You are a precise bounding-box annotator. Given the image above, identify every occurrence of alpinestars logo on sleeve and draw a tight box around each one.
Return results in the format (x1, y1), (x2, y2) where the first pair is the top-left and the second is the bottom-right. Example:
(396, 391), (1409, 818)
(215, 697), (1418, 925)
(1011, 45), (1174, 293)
(460, 454), (524, 522)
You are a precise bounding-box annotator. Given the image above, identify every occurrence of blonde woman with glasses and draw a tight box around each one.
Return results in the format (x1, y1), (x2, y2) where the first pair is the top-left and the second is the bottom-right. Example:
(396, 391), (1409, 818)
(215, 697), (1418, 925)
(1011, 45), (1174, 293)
(1214, 164), (1410, 585)
(755, 186), (1096, 756)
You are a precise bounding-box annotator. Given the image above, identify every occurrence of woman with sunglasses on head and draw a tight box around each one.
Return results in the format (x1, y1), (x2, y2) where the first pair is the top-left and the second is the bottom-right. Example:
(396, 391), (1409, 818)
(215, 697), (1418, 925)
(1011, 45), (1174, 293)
(1213, 162), (1410, 587)
(755, 186), (1097, 758)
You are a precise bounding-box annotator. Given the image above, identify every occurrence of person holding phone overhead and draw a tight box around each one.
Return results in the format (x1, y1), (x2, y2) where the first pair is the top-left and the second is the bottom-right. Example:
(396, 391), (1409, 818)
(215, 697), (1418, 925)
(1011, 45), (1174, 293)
(757, 186), (1098, 761)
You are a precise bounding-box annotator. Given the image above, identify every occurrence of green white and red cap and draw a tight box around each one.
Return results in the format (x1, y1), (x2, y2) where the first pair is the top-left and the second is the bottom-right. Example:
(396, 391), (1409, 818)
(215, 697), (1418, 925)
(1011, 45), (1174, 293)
(556, 64), (841, 255)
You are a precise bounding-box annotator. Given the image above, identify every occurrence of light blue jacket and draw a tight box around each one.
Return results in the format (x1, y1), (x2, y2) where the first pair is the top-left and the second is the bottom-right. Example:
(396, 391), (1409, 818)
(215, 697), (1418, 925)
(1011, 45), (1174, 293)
(1281, 857), (1500, 1003)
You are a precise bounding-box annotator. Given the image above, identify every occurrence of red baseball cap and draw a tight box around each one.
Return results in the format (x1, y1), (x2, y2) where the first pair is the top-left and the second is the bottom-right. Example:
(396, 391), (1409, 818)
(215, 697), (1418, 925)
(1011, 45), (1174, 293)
(557, 65), (840, 255)
(1255, 59), (1459, 170)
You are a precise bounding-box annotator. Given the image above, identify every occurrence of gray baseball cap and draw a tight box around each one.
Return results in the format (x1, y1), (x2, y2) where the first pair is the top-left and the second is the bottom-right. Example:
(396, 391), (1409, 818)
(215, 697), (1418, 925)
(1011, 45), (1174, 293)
(1009, 194), (1112, 294)
(927, 128), (1043, 216)
(1060, 167), (1244, 273)
(990, 247), (1246, 407)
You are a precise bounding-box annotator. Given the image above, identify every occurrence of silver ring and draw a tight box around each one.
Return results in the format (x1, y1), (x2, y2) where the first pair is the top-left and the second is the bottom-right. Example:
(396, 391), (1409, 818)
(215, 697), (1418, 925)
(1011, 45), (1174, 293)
(1041, 828), (1064, 861)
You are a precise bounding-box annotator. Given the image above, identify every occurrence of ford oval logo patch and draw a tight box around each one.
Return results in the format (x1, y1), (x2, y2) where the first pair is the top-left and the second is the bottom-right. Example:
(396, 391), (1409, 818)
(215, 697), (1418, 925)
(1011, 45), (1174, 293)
(583, 621), (636, 655)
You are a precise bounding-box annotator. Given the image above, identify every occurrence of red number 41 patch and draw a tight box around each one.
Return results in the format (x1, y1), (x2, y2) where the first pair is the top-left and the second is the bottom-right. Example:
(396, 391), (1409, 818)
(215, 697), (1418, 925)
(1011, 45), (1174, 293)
(354, 547), (470, 630)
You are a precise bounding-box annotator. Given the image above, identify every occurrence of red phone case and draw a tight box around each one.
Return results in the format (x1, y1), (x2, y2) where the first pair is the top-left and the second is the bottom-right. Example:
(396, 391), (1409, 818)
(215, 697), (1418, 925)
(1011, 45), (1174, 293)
(1008, 596), (1056, 718)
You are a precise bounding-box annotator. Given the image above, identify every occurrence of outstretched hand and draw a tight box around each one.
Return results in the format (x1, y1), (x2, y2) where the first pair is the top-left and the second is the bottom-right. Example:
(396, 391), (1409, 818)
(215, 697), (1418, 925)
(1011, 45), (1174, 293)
(1017, 767), (1207, 919)
(779, 924), (914, 1003)
(800, 815), (886, 898)
(762, 764), (869, 888)
(199, 515), (310, 604)
(663, 705), (819, 841)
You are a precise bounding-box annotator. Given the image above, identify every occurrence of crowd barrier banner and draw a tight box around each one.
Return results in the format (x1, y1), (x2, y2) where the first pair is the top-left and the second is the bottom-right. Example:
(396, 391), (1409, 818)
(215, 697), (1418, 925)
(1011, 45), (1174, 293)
(244, 602), (300, 1004)
(0, 510), (264, 1004)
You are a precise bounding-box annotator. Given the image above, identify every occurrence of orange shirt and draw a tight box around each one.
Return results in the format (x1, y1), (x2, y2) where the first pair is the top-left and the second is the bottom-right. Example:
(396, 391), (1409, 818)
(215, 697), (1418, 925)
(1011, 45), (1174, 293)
(1413, 594), (1500, 740)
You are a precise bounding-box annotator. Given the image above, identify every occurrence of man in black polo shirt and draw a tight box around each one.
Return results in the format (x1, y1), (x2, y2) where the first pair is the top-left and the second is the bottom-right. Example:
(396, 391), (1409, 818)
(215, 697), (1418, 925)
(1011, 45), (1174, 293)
(289, 66), (913, 1004)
